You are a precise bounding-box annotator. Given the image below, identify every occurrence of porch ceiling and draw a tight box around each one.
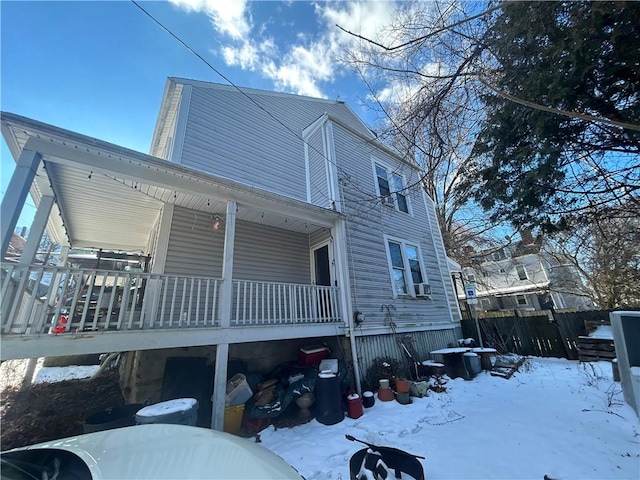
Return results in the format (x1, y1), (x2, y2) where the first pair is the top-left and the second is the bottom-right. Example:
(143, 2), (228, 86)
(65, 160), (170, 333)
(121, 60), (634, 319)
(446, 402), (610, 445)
(2, 112), (338, 253)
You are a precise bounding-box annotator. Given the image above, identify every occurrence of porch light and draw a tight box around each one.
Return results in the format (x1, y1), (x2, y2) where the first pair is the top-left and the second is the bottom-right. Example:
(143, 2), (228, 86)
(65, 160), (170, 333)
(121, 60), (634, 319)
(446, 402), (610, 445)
(212, 215), (224, 231)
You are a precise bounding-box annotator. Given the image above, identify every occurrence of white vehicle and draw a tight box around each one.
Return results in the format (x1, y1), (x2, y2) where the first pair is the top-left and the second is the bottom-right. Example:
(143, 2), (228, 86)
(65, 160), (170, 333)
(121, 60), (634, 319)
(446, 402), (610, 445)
(1, 424), (303, 479)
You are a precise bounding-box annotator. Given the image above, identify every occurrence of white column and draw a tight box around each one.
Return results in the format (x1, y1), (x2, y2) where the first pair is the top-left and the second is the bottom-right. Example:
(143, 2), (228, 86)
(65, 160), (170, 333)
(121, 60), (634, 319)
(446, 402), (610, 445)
(333, 218), (362, 394)
(1, 150), (41, 258)
(18, 195), (54, 389)
(19, 195), (54, 265)
(211, 201), (236, 430)
(146, 204), (174, 327)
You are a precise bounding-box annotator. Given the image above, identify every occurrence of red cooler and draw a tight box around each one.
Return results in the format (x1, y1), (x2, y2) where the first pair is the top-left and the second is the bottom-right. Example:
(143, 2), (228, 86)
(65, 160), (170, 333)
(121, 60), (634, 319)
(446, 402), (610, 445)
(299, 346), (330, 366)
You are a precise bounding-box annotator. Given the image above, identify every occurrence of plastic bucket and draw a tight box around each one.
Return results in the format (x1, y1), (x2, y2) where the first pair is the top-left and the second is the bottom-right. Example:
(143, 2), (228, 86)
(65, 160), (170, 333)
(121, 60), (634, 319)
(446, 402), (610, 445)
(224, 404), (245, 435)
(136, 398), (199, 426)
(362, 391), (375, 408)
(84, 404), (144, 434)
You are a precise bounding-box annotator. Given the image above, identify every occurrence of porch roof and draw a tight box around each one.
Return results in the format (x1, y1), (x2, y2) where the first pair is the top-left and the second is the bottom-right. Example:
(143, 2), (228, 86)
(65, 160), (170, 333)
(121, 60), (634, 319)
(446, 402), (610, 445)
(1, 112), (342, 253)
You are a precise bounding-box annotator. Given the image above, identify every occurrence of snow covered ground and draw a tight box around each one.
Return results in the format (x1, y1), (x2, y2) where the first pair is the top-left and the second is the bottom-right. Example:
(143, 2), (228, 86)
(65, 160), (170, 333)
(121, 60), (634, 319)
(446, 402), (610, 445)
(259, 358), (640, 480)
(32, 365), (100, 384)
(4, 356), (638, 479)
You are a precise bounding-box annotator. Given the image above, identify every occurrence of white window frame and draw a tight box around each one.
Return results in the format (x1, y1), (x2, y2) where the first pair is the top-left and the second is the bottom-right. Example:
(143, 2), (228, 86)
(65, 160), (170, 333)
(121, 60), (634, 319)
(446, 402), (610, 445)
(383, 235), (428, 298)
(515, 264), (528, 281)
(515, 294), (528, 306)
(371, 159), (412, 215)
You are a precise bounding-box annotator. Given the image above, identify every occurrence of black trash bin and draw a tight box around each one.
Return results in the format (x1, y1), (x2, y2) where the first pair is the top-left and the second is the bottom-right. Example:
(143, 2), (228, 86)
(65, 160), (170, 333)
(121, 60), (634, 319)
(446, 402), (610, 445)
(84, 404), (145, 434)
(315, 372), (344, 425)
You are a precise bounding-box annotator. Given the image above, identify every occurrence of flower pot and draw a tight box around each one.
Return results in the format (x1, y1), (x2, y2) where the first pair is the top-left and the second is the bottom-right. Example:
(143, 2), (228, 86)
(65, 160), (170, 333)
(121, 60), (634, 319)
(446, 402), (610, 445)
(395, 379), (411, 394)
(396, 391), (412, 405)
(377, 388), (395, 402)
(379, 379), (390, 390)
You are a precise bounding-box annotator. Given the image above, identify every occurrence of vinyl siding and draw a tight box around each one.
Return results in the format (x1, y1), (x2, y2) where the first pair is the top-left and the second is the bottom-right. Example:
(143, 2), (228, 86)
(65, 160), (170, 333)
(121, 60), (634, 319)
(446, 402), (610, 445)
(332, 122), (459, 328)
(306, 128), (330, 208)
(178, 85), (371, 202)
(164, 206), (224, 277)
(164, 206), (310, 284)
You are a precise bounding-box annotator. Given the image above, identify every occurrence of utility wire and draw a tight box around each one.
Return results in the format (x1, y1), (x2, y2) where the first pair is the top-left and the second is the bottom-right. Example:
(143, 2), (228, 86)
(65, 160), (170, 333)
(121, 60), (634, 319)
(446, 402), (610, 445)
(130, 0), (423, 208)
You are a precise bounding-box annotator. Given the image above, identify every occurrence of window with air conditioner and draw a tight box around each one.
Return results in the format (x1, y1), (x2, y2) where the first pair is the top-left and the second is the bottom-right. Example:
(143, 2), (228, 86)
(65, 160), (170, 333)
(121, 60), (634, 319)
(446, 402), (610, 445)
(374, 163), (410, 214)
(385, 237), (428, 298)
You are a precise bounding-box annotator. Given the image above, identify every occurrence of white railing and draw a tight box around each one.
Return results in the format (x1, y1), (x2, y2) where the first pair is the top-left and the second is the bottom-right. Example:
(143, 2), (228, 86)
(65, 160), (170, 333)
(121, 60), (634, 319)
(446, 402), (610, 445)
(0, 263), (221, 334)
(232, 280), (340, 325)
(0, 264), (342, 335)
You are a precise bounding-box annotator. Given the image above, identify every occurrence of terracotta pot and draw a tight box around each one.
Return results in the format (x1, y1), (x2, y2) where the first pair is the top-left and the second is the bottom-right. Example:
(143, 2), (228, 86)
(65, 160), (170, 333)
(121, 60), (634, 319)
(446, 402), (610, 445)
(395, 379), (411, 394)
(377, 388), (395, 402)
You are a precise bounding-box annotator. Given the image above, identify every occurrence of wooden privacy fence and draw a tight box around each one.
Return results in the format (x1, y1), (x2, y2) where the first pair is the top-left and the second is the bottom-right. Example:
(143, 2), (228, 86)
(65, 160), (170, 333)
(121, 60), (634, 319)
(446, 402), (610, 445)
(460, 310), (612, 360)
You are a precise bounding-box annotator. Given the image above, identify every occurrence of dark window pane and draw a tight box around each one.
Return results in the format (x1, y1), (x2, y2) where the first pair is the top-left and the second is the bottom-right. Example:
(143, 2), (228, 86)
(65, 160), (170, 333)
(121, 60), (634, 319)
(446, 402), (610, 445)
(396, 193), (408, 213)
(388, 242), (403, 268)
(378, 178), (390, 197)
(409, 259), (423, 284)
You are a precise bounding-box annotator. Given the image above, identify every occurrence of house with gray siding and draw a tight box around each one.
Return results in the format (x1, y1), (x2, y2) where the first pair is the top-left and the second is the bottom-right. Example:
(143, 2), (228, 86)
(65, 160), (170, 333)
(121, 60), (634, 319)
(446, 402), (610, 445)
(456, 231), (594, 312)
(1, 78), (461, 430)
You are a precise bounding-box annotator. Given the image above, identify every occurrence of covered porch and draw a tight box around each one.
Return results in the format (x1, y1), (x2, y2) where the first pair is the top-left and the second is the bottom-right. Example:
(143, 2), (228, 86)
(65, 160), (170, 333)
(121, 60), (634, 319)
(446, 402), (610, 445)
(0, 112), (355, 430)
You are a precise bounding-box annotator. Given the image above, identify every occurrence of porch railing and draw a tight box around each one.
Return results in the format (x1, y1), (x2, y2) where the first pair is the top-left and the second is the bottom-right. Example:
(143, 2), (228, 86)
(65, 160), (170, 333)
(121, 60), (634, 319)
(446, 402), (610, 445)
(0, 263), (341, 335)
(232, 280), (340, 325)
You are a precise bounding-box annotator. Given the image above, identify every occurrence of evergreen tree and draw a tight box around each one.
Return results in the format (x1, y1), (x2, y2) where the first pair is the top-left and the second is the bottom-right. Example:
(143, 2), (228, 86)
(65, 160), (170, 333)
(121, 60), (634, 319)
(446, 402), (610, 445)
(470, 1), (640, 230)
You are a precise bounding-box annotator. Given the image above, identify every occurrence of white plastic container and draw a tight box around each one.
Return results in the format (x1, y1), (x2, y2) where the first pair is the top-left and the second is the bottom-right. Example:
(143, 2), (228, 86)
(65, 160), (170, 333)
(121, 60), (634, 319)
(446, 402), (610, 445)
(318, 358), (338, 374)
(225, 373), (253, 407)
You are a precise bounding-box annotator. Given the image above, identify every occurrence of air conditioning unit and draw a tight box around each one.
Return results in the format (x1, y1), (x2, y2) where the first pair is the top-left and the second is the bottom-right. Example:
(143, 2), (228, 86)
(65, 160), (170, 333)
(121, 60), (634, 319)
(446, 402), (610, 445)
(381, 195), (395, 207)
(415, 283), (431, 297)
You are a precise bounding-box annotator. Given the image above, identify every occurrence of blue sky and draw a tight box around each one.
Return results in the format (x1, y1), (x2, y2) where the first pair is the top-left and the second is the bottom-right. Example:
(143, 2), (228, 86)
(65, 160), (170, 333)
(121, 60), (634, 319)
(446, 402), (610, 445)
(1, 0), (399, 228)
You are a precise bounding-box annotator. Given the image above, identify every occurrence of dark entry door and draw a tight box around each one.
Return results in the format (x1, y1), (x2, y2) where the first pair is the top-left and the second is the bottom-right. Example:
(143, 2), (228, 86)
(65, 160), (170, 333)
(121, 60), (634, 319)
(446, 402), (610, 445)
(314, 245), (332, 286)
(313, 245), (333, 320)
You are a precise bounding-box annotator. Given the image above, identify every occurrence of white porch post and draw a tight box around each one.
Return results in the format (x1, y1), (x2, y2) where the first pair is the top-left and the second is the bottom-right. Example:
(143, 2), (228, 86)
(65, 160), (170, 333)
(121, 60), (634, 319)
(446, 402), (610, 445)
(19, 195), (54, 266)
(1, 150), (41, 258)
(146, 204), (174, 326)
(333, 218), (362, 394)
(212, 200), (236, 430)
(18, 195), (54, 389)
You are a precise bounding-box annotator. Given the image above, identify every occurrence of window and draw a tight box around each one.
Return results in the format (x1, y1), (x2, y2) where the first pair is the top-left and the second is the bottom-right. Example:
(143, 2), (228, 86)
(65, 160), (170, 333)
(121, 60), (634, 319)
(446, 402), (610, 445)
(492, 249), (506, 261)
(516, 294), (528, 305)
(467, 274), (476, 283)
(516, 265), (528, 280)
(375, 163), (409, 213)
(385, 239), (427, 297)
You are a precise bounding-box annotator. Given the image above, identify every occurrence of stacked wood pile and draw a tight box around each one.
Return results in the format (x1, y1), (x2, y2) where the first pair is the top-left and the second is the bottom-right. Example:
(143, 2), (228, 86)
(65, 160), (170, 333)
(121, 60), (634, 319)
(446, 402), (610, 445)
(577, 336), (616, 362)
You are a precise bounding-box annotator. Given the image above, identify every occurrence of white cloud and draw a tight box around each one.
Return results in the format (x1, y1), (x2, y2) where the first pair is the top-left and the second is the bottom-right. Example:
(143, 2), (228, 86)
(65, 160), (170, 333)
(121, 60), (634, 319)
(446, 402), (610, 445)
(169, 0), (251, 40)
(170, 0), (404, 98)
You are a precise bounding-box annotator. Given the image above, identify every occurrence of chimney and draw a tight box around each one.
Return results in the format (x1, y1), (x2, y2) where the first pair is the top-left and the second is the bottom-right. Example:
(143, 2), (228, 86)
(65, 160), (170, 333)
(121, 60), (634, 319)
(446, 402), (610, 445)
(521, 228), (533, 245)
(20, 226), (27, 238)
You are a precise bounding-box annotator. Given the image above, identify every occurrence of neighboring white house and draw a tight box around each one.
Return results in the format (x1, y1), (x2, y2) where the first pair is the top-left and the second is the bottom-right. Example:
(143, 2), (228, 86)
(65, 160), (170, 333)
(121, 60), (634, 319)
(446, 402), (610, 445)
(1, 78), (461, 429)
(456, 230), (594, 312)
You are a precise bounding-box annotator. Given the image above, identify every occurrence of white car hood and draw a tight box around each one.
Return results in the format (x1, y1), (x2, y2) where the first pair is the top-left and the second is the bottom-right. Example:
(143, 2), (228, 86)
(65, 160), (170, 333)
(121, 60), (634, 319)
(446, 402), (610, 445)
(17, 424), (302, 479)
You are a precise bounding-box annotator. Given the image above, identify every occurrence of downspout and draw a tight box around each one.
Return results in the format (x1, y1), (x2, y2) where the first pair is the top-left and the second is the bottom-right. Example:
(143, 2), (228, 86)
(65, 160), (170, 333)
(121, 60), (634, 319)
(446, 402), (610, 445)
(334, 218), (362, 394)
